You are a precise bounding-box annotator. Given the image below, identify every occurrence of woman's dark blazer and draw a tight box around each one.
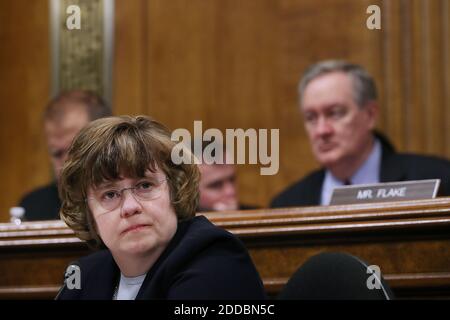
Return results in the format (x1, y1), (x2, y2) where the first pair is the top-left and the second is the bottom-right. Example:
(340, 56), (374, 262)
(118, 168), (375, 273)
(56, 215), (267, 300)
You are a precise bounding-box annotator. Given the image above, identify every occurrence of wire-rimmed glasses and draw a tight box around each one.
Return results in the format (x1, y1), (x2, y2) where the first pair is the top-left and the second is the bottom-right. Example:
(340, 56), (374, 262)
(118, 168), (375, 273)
(87, 178), (167, 213)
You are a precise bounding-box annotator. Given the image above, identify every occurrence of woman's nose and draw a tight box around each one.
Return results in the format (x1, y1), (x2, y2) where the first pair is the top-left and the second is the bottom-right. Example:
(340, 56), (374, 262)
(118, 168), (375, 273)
(120, 189), (142, 218)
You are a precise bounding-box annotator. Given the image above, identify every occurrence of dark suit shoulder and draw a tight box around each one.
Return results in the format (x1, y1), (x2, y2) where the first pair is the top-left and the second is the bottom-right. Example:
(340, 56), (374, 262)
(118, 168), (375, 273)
(271, 170), (324, 208)
(19, 183), (61, 221)
(154, 215), (250, 275)
(57, 250), (117, 300)
(140, 215), (266, 299)
(385, 153), (450, 196)
(393, 153), (450, 169)
(77, 249), (113, 270)
(20, 183), (58, 203)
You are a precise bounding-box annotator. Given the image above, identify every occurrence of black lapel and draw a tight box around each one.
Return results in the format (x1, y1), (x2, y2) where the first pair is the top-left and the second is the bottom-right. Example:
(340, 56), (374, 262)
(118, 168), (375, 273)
(81, 251), (119, 299)
(135, 218), (191, 300)
(378, 134), (406, 183)
(310, 170), (325, 205)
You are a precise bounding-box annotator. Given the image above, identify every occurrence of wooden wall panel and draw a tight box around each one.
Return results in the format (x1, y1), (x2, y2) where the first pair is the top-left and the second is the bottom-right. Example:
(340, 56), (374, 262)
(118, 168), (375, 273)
(382, 0), (406, 149)
(275, 0), (384, 199)
(143, 0), (282, 207)
(423, 0), (445, 154)
(0, 1), (51, 222)
(113, 0), (147, 116)
(382, 0), (450, 157)
(445, 0), (450, 157)
(406, 0), (426, 152)
(113, 0), (392, 208)
(112, 0), (449, 209)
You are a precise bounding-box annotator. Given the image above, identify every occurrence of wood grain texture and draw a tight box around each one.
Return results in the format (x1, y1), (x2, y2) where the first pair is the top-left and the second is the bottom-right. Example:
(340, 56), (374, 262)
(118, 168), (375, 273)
(113, 0), (450, 208)
(113, 0), (147, 116)
(445, 0), (450, 158)
(1, 198), (450, 299)
(0, 1), (51, 221)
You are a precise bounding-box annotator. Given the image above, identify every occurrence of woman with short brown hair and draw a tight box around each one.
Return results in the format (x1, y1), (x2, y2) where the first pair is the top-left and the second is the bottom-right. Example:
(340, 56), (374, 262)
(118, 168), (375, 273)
(56, 115), (266, 300)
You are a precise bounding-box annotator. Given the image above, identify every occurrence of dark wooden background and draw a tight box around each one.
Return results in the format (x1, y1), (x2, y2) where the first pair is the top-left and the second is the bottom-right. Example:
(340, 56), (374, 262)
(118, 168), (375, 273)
(1, 0), (449, 221)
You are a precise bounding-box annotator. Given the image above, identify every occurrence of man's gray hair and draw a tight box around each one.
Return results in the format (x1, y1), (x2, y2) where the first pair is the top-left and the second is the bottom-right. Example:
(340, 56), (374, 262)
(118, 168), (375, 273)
(298, 60), (378, 108)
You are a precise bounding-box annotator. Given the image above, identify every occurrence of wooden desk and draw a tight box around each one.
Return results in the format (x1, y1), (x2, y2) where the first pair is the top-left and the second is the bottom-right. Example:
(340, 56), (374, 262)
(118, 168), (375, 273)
(1, 198), (450, 299)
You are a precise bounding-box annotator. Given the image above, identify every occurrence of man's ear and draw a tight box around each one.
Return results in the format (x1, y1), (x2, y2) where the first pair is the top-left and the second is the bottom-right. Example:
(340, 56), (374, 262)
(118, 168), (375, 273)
(364, 101), (379, 130)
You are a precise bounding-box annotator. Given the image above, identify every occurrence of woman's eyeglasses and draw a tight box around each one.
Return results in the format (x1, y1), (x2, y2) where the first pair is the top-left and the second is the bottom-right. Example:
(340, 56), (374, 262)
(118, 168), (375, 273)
(87, 179), (167, 213)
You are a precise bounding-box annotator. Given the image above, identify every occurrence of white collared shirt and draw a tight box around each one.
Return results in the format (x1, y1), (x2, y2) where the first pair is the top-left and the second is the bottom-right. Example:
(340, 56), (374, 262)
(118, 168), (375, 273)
(321, 139), (382, 205)
(114, 273), (146, 300)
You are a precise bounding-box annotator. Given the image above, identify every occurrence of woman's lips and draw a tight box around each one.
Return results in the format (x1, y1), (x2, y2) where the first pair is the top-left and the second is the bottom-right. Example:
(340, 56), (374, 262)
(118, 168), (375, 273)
(121, 224), (150, 234)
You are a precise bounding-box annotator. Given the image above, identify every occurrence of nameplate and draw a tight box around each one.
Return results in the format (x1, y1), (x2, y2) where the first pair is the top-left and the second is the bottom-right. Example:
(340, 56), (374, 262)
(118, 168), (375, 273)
(329, 179), (441, 205)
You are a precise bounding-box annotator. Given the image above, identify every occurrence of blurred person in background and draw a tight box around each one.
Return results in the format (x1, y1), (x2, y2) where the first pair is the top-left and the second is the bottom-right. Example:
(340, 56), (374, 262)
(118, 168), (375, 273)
(19, 90), (111, 220)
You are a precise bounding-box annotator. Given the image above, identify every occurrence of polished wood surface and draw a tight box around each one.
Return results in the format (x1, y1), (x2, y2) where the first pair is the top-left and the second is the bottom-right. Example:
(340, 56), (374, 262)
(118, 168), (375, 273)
(1, 198), (450, 299)
(203, 197), (450, 297)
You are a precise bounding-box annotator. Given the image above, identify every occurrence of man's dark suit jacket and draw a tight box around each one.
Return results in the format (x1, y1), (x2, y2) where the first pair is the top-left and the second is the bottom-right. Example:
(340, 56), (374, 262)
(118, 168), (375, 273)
(271, 136), (450, 208)
(19, 182), (61, 221)
(56, 215), (267, 300)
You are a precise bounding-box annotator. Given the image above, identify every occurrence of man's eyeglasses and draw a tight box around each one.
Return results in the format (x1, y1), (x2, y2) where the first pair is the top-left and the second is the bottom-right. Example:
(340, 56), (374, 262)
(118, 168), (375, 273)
(87, 179), (167, 213)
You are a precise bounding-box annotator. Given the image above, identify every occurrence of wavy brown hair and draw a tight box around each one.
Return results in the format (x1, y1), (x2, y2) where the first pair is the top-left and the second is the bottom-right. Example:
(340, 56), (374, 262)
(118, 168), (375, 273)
(59, 115), (200, 248)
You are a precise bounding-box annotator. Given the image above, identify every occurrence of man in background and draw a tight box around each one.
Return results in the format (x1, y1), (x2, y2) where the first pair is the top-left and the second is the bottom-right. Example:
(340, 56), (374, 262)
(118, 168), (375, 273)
(198, 158), (240, 212)
(195, 140), (256, 212)
(271, 60), (450, 207)
(19, 90), (112, 220)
